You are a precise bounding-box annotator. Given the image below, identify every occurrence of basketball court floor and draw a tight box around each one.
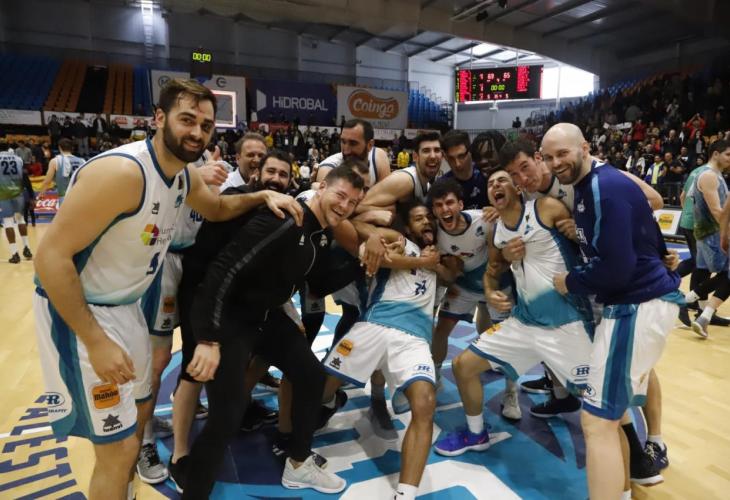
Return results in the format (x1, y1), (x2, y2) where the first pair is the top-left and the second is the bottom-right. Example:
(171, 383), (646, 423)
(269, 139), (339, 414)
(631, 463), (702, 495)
(1, 226), (728, 499)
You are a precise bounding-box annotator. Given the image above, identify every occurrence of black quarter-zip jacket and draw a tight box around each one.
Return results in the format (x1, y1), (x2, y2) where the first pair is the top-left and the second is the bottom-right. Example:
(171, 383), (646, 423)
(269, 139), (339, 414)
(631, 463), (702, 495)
(187, 190), (360, 343)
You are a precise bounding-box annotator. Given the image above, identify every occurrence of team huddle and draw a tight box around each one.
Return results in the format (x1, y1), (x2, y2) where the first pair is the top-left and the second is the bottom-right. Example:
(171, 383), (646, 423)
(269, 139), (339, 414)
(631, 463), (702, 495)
(31, 79), (684, 500)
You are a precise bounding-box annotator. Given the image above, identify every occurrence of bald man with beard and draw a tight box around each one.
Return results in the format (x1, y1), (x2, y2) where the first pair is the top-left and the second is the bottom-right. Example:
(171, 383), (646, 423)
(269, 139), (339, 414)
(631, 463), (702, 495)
(542, 123), (682, 500)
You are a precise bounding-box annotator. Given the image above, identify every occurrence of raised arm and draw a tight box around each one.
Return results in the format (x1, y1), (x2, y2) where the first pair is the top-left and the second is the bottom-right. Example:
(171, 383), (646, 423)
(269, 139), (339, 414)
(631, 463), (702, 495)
(355, 170), (413, 214)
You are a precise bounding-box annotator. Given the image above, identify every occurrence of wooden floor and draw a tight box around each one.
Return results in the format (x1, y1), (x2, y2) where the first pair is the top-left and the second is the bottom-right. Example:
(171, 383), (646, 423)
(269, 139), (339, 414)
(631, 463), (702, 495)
(1, 224), (729, 499)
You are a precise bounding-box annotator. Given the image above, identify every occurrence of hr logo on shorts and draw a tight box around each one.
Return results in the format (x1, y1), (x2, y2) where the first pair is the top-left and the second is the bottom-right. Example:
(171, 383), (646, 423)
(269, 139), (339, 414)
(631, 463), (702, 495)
(44, 392), (65, 407)
(571, 365), (590, 377)
(92, 383), (121, 410)
(412, 364), (432, 374)
(583, 384), (596, 398)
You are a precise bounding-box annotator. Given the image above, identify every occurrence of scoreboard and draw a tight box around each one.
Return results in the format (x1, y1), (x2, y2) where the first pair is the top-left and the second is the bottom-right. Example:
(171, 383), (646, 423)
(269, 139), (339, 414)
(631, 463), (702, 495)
(190, 48), (213, 81)
(455, 65), (542, 102)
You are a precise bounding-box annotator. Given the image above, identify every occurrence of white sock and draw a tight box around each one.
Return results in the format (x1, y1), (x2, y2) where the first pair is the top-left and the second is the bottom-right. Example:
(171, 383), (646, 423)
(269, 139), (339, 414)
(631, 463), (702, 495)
(466, 413), (484, 434)
(684, 290), (699, 303)
(699, 299), (708, 309)
(127, 481), (134, 500)
(621, 489), (631, 500)
(142, 419), (154, 445)
(700, 306), (716, 322)
(9, 242), (17, 254)
(394, 483), (418, 500)
(647, 434), (665, 450)
(21, 235), (28, 247)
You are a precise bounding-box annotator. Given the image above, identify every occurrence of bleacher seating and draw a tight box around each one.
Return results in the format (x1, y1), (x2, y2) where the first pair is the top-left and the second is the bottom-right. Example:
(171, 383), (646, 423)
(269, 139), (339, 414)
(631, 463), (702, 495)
(408, 87), (449, 128)
(0, 54), (60, 110)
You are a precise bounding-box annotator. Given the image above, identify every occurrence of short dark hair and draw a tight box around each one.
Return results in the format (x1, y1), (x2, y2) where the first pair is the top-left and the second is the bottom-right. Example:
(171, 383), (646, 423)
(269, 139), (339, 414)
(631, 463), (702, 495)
(471, 131), (506, 163)
(498, 138), (537, 168)
(709, 139), (730, 158)
(343, 119), (374, 142)
(260, 149), (293, 175)
(413, 131), (441, 153)
(58, 138), (73, 152)
(324, 164), (365, 190)
(341, 157), (369, 176)
(235, 132), (267, 154)
(157, 78), (217, 116)
(395, 199), (428, 234)
(428, 178), (464, 204)
(441, 130), (470, 152)
(487, 167), (510, 183)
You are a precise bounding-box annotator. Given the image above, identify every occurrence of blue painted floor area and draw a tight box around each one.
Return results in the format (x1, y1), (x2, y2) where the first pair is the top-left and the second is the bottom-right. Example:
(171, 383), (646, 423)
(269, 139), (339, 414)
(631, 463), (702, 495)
(152, 291), (639, 499)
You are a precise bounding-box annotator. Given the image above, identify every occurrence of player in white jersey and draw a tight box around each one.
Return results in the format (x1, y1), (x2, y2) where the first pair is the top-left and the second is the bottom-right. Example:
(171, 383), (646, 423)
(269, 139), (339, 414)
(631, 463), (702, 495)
(434, 169), (594, 458)
(38, 137), (86, 201)
(137, 150), (228, 484)
(219, 132), (267, 191)
(0, 141), (32, 263)
(322, 201), (454, 500)
(314, 119), (390, 187)
(33, 79), (303, 499)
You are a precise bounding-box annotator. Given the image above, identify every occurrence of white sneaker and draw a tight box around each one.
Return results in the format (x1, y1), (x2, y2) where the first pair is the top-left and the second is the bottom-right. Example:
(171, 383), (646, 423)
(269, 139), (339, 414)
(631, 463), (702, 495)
(153, 416), (173, 439)
(136, 443), (169, 484)
(282, 455), (346, 494)
(501, 389), (522, 420)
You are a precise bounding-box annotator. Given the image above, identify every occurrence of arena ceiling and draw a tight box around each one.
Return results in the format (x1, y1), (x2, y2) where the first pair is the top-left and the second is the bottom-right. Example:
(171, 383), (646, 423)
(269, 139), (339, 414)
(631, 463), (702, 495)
(153, 0), (730, 77)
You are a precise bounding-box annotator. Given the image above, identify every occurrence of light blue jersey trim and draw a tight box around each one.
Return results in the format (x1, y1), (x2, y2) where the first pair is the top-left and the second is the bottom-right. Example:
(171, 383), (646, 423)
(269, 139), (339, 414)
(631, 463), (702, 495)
(363, 301), (433, 342)
(467, 345), (520, 381)
(598, 307), (637, 420)
(146, 138), (175, 188)
(141, 260), (164, 333)
(590, 173), (602, 249)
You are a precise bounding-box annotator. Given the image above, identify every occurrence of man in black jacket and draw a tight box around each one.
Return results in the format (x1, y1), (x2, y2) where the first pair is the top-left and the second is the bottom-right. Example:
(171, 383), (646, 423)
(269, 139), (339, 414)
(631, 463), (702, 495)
(180, 165), (367, 498)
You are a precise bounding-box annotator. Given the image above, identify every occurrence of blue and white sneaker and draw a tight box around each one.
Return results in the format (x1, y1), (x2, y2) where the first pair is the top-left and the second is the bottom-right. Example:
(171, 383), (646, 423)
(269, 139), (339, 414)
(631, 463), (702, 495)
(434, 427), (490, 456)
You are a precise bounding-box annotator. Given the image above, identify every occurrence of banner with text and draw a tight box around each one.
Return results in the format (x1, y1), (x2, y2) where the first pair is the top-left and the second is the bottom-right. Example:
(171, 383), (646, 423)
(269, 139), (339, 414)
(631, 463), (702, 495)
(248, 79), (336, 126)
(336, 86), (408, 130)
(0, 109), (42, 126)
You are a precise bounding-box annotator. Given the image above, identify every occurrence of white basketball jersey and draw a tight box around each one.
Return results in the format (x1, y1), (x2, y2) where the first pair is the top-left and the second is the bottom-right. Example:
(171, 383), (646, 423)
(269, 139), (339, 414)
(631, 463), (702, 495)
(399, 166), (429, 203)
(361, 240), (437, 341)
(493, 199), (590, 327)
(319, 148), (378, 187)
(296, 189), (316, 203)
(68, 140), (189, 305)
(170, 152), (211, 251)
(524, 175), (575, 212)
(436, 210), (490, 294)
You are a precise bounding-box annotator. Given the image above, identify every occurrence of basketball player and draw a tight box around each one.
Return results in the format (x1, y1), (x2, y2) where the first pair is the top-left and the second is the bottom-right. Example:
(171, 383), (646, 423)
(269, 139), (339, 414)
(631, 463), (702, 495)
(37, 137), (85, 202)
(179, 166), (368, 497)
(0, 141), (31, 263)
(323, 201), (452, 500)
(434, 169), (594, 460)
(32, 79), (302, 500)
(219, 132), (267, 191)
(439, 130), (488, 209)
(136, 152), (228, 485)
(542, 123), (682, 500)
(314, 118), (391, 186)
(427, 178), (521, 419)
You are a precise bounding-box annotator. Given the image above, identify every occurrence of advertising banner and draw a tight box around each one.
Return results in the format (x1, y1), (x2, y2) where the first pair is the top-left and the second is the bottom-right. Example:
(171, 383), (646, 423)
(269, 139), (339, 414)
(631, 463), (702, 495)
(654, 208), (681, 236)
(248, 79), (336, 125)
(336, 86), (408, 130)
(0, 109), (42, 126)
(109, 114), (153, 129)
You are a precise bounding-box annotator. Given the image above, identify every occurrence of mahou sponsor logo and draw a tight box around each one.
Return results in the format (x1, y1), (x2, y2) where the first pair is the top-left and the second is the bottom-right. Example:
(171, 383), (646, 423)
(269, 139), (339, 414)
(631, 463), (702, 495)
(347, 89), (399, 120)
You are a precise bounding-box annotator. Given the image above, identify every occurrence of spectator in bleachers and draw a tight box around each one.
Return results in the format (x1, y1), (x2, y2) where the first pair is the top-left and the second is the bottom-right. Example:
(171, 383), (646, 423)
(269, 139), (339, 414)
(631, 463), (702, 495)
(630, 118), (647, 145)
(71, 116), (88, 157)
(663, 151), (685, 205)
(91, 113), (108, 143)
(685, 112), (706, 138)
(644, 153), (666, 187)
(512, 116), (522, 128)
(47, 115), (61, 149)
(14, 140), (32, 166)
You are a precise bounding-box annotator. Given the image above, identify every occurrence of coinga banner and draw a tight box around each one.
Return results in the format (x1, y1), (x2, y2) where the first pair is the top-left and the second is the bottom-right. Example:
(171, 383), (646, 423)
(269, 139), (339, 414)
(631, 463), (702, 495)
(248, 79), (336, 125)
(336, 86), (408, 130)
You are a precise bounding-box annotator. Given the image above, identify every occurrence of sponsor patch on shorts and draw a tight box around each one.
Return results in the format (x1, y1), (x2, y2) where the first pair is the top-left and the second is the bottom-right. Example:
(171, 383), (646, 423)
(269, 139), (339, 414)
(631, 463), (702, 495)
(336, 339), (353, 356)
(162, 296), (176, 314)
(91, 383), (120, 410)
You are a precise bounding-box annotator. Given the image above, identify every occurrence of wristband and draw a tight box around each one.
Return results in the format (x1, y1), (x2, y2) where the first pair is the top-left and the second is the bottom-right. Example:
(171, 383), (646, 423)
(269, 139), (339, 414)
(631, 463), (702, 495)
(198, 340), (220, 347)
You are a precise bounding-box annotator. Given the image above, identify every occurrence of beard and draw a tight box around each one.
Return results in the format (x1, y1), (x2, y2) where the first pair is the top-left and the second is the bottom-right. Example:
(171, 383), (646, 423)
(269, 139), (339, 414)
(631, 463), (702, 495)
(162, 123), (206, 163)
(252, 178), (287, 194)
(343, 147), (369, 162)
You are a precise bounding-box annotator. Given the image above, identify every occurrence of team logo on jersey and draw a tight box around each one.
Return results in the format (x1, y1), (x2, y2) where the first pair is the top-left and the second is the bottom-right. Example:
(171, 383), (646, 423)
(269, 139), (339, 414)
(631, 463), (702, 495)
(576, 227), (587, 245)
(558, 188), (567, 199)
(102, 414), (123, 433)
(450, 245), (460, 253)
(475, 225), (485, 237)
(299, 235), (305, 246)
(471, 187), (480, 197)
(336, 339), (354, 357)
(320, 234), (328, 247)
(577, 200), (585, 213)
(175, 194), (183, 208)
(524, 224), (533, 234)
(329, 356), (342, 369)
(92, 383), (120, 410)
(151, 202), (160, 214)
(141, 224), (160, 245)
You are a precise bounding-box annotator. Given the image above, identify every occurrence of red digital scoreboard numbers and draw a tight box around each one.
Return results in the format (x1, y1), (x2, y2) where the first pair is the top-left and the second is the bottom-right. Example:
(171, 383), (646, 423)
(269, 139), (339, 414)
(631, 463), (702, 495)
(455, 65), (542, 102)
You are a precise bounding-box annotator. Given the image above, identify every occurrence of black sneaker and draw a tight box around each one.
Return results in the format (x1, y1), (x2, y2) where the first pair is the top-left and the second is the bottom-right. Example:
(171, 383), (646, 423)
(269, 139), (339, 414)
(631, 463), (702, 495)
(520, 376), (552, 394)
(168, 455), (189, 493)
(678, 306), (691, 327)
(22, 246), (32, 260)
(708, 314), (730, 327)
(8, 253), (20, 264)
(316, 389), (348, 431)
(241, 399), (278, 432)
(644, 441), (669, 470)
(630, 451), (664, 486)
(529, 394), (581, 418)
